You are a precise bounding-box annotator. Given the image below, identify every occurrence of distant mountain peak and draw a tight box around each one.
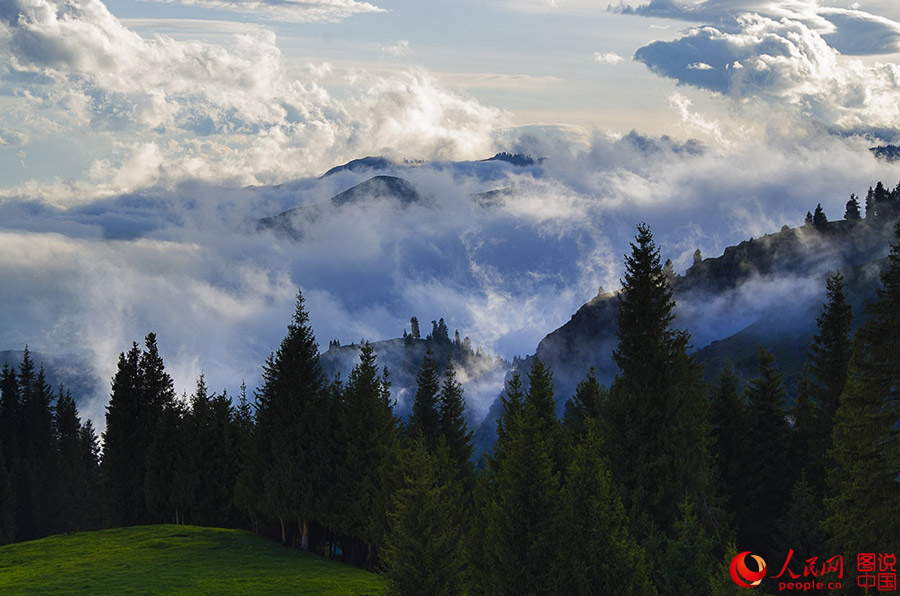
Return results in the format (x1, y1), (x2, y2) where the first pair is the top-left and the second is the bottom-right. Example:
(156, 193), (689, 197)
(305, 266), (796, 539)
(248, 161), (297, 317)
(321, 156), (395, 178)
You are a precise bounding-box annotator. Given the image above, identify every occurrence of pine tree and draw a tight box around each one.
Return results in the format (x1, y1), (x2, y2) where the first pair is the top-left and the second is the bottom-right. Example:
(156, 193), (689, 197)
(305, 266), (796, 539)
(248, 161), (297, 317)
(709, 365), (746, 531)
(381, 440), (468, 596)
(255, 290), (327, 548)
(103, 334), (175, 527)
(17, 359), (57, 539)
(55, 387), (88, 533)
(103, 343), (145, 526)
(844, 194), (861, 220)
(407, 348), (441, 450)
(813, 203), (828, 229)
(556, 421), (656, 595)
(0, 442), (14, 545)
(774, 474), (826, 561)
(145, 391), (189, 525)
(865, 186), (877, 219)
(792, 272), (852, 496)
(482, 359), (565, 595)
(658, 500), (714, 596)
(410, 317), (420, 340)
(825, 220), (900, 559)
(601, 223), (714, 544)
(78, 419), (104, 530)
(739, 347), (791, 555)
(491, 372), (524, 471)
(563, 367), (605, 442)
(332, 342), (399, 565)
(437, 359), (474, 491)
(0, 364), (16, 475)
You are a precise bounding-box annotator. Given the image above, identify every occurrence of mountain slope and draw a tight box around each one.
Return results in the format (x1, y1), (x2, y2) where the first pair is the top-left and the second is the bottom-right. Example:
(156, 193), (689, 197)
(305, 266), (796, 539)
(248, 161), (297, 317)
(0, 525), (385, 596)
(473, 216), (898, 458)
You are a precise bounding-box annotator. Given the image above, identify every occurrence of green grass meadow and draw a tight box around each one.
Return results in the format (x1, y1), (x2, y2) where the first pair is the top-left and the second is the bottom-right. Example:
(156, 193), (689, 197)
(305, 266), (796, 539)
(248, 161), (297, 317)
(0, 525), (386, 595)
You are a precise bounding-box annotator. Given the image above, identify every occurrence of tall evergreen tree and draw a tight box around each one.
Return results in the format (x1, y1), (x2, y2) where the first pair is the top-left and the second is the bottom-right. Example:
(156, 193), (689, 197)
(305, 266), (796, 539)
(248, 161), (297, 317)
(562, 367), (605, 442)
(55, 387), (88, 533)
(813, 203), (828, 229)
(406, 348), (441, 450)
(103, 334), (175, 527)
(825, 220), (900, 560)
(792, 272), (852, 496)
(739, 347), (791, 555)
(0, 442), (14, 545)
(103, 343), (145, 526)
(658, 500), (714, 596)
(437, 359), (474, 491)
(865, 186), (877, 218)
(482, 359), (564, 595)
(709, 365), (746, 532)
(601, 223), (714, 545)
(255, 290), (327, 549)
(381, 440), (468, 596)
(332, 341), (399, 565)
(844, 194), (861, 220)
(556, 421), (656, 596)
(78, 419), (104, 530)
(17, 360), (57, 539)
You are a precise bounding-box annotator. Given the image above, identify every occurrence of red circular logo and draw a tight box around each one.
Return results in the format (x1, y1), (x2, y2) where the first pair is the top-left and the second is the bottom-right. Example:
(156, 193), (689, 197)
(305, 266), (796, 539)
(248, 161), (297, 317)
(730, 551), (767, 588)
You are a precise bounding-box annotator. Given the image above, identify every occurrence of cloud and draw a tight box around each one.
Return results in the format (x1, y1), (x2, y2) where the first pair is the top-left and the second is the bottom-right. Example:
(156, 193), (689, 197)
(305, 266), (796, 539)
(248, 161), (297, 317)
(381, 39), (410, 57)
(0, 0), (505, 201)
(593, 51), (625, 65)
(145, 0), (384, 23)
(633, 13), (900, 138)
(613, 0), (900, 56)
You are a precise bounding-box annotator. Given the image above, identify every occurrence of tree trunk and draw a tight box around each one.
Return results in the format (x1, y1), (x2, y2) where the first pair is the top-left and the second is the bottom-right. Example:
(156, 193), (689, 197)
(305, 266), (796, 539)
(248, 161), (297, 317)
(280, 518), (286, 545)
(300, 519), (309, 551)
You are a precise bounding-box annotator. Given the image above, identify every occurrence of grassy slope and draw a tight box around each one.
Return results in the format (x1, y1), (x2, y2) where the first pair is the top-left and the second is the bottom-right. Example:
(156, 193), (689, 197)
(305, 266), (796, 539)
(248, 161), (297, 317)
(0, 525), (386, 596)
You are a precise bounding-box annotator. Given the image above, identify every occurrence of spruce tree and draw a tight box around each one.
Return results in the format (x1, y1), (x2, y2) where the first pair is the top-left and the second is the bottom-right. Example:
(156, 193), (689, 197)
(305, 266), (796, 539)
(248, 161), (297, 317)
(865, 186), (877, 218)
(658, 500), (714, 596)
(792, 272), (852, 496)
(17, 361), (57, 539)
(104, 334), (175, 527)
(437, 359), (474, 490)
(844, 195), (861, 220)
(556, 421), (656, 595)
(407, 348), (441, 450)
(332, 341), (399, 565)
(709, 365), (746, 531)
(0, 442), (14, 544)
(825, 220), (900, 558)
(381, 440), (468, 596)
(255, 290), (327, 549)
(813, 203), (828, 229)
(78, 420), (104, 530)
(482, 359), (564, 595)
(103, 343), (145, 526)
(55, 387), (88, 533)
(562, 367), (605, 442)
(774, 474), (826, 561)
(601, 223), (714, 545)
(739, 347), (791, 555)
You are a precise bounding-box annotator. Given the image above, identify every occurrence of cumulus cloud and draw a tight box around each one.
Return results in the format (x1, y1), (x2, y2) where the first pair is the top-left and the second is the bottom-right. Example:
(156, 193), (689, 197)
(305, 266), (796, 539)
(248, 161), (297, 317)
(145, 0), (384, 23)
(614, 0), (900, 54)
(593, 51), (625, 65)
(0, 0), (504, 201)
(633, 13), (900, 138)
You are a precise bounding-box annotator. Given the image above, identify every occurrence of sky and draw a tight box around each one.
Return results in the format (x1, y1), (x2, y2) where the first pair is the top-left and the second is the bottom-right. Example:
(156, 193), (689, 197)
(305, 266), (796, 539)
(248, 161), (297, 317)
(3, 0), (900, 426)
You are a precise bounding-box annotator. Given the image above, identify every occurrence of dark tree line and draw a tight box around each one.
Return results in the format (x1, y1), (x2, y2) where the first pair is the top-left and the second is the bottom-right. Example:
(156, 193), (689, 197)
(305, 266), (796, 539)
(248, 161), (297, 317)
(0, 349), (103, 544)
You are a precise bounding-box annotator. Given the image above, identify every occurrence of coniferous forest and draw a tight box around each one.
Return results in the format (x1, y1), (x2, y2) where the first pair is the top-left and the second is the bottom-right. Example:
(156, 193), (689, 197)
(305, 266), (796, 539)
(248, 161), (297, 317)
(2, 188), (900, 595)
